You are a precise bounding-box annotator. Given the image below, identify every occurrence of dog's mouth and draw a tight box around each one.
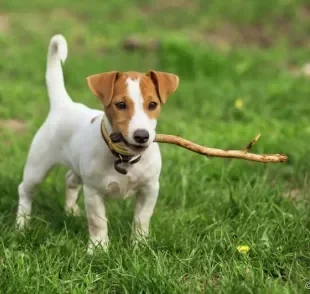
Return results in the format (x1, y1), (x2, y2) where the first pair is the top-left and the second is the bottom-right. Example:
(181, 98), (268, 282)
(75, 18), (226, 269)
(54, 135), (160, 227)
(124, 140), (148, 152)
(110, 132), (148, 153)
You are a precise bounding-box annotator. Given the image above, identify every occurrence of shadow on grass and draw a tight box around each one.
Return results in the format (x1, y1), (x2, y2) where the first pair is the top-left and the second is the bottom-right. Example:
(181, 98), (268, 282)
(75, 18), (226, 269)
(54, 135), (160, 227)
(0, 172), (139, 250)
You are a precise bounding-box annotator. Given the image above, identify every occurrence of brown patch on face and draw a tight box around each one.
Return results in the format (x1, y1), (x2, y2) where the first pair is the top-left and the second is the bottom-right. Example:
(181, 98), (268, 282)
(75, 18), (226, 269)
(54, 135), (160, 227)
(104, 73), (135, 137)
(140, 75), (162, 119)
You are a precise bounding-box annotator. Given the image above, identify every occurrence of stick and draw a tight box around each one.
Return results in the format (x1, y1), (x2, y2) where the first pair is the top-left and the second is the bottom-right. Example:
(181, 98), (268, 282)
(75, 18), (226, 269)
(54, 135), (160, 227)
(154, 134), (287, 163)
(243, 133), (261, 153)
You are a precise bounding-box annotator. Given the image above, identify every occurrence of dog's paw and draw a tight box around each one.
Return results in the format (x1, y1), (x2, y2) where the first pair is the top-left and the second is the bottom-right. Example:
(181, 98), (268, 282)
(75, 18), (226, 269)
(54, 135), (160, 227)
(87, 239), (109, 255)
(15, 215), (30, 231)
(65, 205), (81, 217)
(131, 233), (149, 249)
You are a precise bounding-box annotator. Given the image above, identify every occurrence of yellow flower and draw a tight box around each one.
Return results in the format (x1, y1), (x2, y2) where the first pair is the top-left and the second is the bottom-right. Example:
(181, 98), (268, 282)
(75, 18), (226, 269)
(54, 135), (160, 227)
(234, 98), (244, 110)
(237, 245), (250, 254)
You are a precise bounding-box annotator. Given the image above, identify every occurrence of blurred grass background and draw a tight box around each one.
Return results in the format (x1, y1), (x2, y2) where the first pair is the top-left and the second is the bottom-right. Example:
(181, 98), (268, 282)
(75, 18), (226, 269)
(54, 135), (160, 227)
(0, 0), (310, 293)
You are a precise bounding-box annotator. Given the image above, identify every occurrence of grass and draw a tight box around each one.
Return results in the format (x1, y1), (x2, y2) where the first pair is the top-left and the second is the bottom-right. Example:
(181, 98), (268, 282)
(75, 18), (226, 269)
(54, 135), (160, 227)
(1, 0), (310, 293)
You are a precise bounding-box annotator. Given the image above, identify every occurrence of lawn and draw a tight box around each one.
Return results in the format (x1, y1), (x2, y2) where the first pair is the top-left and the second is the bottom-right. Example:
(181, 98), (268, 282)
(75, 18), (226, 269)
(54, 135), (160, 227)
(0, 0), (310, 293)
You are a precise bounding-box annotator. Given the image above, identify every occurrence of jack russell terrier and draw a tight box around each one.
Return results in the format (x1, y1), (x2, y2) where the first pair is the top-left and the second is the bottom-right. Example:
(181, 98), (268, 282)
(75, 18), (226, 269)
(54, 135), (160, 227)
(16, 34), (179, 253)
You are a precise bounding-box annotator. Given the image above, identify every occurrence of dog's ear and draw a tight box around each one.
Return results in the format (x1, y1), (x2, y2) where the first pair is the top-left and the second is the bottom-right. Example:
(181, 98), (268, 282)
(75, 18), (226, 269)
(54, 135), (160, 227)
(146, 70), (179, 104)
(86, 71), (120, 107)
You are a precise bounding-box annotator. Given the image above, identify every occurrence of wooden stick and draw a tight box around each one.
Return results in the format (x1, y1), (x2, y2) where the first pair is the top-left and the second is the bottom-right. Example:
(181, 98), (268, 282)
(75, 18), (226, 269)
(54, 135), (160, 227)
(243, 133), (261, 153)
(154, 134), (287, 163)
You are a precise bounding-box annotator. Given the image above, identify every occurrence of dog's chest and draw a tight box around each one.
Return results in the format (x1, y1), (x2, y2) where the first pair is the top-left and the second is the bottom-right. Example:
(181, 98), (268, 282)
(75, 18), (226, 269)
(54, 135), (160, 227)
(101, 167), (143, 199)
(81, 142), (161, 199)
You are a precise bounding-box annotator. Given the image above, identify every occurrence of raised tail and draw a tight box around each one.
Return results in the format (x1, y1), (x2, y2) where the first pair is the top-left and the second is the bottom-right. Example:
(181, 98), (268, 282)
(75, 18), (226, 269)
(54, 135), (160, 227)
(46, 34), (72, 109)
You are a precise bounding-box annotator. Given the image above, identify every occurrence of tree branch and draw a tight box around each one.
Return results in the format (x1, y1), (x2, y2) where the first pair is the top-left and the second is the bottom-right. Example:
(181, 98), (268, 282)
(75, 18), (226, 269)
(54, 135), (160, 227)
(154, 134), (287, 163)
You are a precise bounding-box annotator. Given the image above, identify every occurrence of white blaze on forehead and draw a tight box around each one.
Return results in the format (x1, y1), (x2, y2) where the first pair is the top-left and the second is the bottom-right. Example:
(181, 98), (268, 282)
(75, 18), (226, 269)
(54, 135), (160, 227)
(126, 77), (157, 145)
(126, 77), (144, 110)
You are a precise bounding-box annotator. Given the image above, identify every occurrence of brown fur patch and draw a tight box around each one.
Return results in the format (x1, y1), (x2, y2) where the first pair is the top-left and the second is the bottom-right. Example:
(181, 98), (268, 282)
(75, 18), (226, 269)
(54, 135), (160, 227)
(104, 73), (134, 137)
(123, 71), (141, 80)
(90, 115), (100, 124)
(140, 75), (162, 119)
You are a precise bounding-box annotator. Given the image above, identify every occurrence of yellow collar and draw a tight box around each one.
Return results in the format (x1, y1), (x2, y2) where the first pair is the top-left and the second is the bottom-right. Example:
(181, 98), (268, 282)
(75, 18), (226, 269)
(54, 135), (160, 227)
(100, 119), (136, 157)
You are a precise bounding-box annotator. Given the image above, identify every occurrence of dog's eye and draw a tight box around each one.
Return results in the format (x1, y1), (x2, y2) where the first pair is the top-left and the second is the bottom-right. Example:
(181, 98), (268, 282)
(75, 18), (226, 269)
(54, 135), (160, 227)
(148, 102), (158, 110)
(115, 102), (126, 110)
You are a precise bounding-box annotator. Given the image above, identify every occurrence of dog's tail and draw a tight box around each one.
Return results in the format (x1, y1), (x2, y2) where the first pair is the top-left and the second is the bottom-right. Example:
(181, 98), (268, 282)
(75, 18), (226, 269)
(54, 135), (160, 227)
(46, 34), (72, 109)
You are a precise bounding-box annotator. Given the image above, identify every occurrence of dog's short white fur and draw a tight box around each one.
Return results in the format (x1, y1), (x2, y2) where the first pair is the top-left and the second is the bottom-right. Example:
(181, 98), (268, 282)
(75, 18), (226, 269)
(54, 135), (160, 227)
(16, 35), (169, 252)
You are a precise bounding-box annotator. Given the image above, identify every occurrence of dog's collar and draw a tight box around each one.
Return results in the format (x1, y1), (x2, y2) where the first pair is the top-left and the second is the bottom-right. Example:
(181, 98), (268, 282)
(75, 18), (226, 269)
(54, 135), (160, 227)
(100, 119), (141, 175)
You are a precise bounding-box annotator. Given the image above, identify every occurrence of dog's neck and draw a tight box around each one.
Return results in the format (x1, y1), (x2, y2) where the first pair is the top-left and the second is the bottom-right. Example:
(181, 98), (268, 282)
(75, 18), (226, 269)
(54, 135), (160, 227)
(100, 115), (142, 175)
(100, 116), (136, 157)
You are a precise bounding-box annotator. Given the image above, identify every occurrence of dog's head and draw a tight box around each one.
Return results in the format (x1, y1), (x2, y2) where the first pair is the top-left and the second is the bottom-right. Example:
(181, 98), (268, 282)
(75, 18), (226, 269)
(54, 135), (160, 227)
(86, 71), (179, 152)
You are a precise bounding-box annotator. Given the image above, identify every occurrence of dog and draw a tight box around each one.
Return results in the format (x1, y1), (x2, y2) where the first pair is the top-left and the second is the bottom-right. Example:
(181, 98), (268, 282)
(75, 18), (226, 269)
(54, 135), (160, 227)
(16, 34), (179, 252)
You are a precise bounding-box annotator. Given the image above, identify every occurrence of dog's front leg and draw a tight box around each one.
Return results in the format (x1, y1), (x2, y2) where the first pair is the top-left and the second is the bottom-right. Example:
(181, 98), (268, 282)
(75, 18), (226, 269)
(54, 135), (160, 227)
(83, 185), (109, 253)
(133, 181), (159, 242)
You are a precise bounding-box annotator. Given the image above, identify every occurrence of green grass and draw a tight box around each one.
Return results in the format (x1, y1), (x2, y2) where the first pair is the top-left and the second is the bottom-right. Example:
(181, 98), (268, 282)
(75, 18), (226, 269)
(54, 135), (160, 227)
(1, 0), (310, 293)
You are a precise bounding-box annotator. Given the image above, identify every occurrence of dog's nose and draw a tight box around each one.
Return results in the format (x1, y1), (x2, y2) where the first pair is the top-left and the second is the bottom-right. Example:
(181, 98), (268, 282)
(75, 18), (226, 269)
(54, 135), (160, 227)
(133, 129), (149, 144)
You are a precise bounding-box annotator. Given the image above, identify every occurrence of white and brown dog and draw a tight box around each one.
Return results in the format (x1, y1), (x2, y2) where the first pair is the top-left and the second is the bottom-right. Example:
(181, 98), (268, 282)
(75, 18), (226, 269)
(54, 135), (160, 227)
(16, 34), (179, 252)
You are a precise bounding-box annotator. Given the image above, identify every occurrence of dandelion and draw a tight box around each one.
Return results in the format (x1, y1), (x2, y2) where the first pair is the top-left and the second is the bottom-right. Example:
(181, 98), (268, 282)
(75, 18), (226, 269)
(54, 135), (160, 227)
(234, 98), (244, 110)
(237, 245), (250, 254)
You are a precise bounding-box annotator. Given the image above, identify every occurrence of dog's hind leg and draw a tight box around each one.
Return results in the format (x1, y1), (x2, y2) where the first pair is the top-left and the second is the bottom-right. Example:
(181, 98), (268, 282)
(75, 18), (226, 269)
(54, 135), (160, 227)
(65, 170), (82, 216)
(16, 127), (55, 230)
